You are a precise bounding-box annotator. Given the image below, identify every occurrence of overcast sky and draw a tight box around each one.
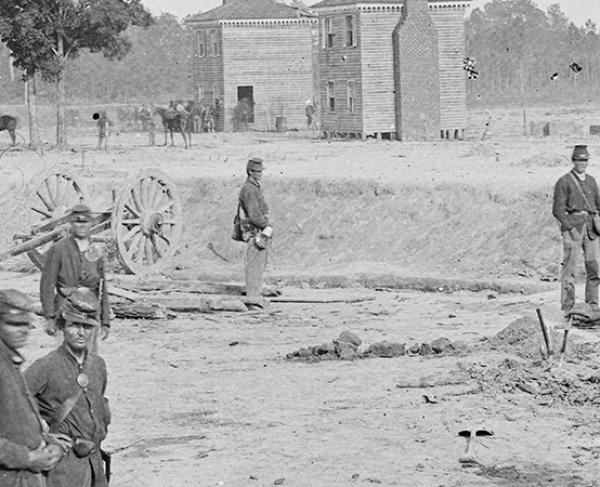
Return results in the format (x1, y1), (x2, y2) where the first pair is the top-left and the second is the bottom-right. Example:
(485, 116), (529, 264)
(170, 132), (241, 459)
(141, 0), (600, 26)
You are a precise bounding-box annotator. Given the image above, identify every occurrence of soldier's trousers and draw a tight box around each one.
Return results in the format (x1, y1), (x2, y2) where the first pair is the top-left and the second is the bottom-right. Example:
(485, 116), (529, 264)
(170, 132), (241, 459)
(561, 225), (600, 312)
(245, 237), (268, 304)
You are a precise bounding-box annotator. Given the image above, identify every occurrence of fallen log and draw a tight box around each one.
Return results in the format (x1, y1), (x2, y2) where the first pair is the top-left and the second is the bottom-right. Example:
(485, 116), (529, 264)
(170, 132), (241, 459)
(147, 296), (247, 313)
(268, 297), (375, 304)
(112, 302), (171, 320)
(112, 277), (280, 297)
(108, 286), (140, 302)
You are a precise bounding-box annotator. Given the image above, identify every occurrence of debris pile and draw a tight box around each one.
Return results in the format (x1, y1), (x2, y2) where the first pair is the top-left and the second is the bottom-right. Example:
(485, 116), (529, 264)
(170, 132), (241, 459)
(484, 315), (598, 360)
(286, 331), (461, 362)
(471, 358), (600, 407)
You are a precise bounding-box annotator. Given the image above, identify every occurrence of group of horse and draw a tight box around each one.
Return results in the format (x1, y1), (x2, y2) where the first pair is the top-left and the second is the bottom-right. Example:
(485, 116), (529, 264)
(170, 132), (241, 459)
(0, 101), (216, 149)
(152, 101), (216, 149)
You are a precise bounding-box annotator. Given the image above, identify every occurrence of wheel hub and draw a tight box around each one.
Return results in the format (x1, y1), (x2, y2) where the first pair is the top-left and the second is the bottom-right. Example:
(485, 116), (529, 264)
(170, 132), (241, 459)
(140, 212), (164, 236)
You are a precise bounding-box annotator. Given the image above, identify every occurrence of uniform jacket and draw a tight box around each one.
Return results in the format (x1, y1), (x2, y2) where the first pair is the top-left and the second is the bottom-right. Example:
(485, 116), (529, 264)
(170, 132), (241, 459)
(40, 237), (110, 326)
(0, 340), (46, 487)
(238, 178), (270, 239)
(25, 345), (110, 487)
(553, 170), (600, 233)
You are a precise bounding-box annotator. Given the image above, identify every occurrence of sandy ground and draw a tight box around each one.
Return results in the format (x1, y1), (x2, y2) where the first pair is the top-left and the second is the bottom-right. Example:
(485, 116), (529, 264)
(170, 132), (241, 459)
(2, 105), (600, 486)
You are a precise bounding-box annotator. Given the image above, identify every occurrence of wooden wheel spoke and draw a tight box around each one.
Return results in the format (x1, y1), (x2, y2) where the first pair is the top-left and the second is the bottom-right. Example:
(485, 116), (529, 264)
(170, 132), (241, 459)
(122, 225), (141, 243)
(131, 186), (144, 212)
(156, 200), (174, 213)
(36, 190), (55, 212)
(136, 236), (146, 263)
(150, 235), (163, 258)
(44, 178), (57, 207)
(144, 237), (154, 264)
(148, 179), (162, 208)
(56, 176), (66, 206)
(126, 233), (142, 259)
(124, 203), (140, 218)
(32, 206), (52, 218)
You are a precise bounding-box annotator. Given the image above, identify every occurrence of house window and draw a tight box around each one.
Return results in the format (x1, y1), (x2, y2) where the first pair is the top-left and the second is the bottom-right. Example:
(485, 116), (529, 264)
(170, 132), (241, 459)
(322, 18), (333, 49)
(345, 15), (356, 47)
(209, 29), (220, 56)
(327, 81), (335, 111)
(197, 30), (205, 57)
(347, 80), (355, 112)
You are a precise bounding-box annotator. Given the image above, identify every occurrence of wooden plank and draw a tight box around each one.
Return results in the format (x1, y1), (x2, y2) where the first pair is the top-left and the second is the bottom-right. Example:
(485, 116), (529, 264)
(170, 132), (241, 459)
(112, 302), (170, 320)
(111, 277), (281, 297)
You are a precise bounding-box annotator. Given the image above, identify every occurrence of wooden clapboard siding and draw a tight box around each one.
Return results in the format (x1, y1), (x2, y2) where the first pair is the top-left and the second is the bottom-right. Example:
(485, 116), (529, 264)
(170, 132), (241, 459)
(318, 12), (363, 132)
(430, 6), (467, 131)
(359, 11), (398, 134)
(222, 23), (314, 131)
(192, 26), (225, 130)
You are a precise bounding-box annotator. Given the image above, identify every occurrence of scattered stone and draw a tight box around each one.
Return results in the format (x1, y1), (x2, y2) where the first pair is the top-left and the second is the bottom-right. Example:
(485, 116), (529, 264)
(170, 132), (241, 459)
(229, 341), (239, 347)
(274, 478), (285, 485)
(517, 381), (540, 395)
(487, 293), (497, 300)
(448, 313), (457, 318)
(420, 343), (433, 356)
(431, 337), (455, 354)
(336, 341), (358, 360)
(351, 473), (360, 479)
(407, 343), (421, 355)
(365, 341), (405, 358)
(338, 331), (362, 347)
(249, 475), (258, 480)
(297, 347), (311, 358)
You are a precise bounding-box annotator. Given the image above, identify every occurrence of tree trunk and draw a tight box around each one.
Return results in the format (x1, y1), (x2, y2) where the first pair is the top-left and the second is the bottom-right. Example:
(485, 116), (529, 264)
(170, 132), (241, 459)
(56, 34), (66, 149)
(27, 74), (42, 152)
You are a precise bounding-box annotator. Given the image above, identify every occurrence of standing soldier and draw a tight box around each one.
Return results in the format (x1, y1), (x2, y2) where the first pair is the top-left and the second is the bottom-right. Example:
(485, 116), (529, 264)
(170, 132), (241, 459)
(553, 144), (600, 316)
(40, 204), (111, 351)
(26, 291), (111, 487)
(235, 158), (273, 309)
(93, 111), (112, 151)
(0, 289), (65, 486)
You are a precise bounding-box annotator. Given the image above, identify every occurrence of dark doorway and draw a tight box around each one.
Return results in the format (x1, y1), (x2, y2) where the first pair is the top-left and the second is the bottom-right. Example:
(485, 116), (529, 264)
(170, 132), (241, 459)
(237, 86), (254, 123)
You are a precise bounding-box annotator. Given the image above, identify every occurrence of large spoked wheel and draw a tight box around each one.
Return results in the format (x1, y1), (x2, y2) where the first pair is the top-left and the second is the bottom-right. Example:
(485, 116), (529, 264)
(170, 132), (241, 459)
(111, 169), (182, 275)
(27, 170), (89, 269)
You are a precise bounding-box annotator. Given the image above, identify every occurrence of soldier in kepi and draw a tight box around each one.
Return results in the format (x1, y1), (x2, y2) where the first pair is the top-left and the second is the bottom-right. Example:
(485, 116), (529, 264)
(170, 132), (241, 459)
(235, 157), (273, 309)
(40, 204), (111, 351)
(553, 144), (600, 316)
(26, 291), (111, 487)
(0, 289), (65, 486)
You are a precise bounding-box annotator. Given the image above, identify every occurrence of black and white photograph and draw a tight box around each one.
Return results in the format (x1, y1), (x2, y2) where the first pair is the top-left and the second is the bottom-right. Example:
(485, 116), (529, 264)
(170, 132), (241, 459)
(0, 0), (599, 485)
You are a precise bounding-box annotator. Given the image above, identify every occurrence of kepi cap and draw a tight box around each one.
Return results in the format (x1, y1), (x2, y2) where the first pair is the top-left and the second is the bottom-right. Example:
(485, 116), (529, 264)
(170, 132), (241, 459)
(572, 144), (590, 161)
(246, 157), (264, 174)
(0, 289), (37, 324)
(60, 289), (98, 327)
(69, 204), (92, 222)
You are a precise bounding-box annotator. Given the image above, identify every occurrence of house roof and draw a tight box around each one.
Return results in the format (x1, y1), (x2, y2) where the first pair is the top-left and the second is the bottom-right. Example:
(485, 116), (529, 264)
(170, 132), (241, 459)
(312, 0), (470, 9)
(186, 0), (313, 22)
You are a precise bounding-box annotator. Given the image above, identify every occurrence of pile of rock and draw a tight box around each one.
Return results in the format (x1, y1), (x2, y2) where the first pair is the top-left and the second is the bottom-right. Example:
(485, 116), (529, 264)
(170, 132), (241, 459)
(471, 358), (600, 407)
(286, 331), (460, 362)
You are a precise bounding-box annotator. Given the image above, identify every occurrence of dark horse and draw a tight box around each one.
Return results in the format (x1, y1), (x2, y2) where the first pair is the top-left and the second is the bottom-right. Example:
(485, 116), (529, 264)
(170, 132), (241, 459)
(154, 106), (190, 149)
(0, 115), (17, 145)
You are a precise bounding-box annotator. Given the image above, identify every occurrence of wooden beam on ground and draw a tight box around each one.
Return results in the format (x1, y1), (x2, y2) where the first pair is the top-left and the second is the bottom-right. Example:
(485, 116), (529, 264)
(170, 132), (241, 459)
(112, 302), (170, 320)
(111, 277), (280, 297)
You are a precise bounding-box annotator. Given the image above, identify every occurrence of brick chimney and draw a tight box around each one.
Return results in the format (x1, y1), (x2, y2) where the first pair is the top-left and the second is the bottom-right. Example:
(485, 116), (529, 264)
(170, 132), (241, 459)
(392, 0), (441, 141)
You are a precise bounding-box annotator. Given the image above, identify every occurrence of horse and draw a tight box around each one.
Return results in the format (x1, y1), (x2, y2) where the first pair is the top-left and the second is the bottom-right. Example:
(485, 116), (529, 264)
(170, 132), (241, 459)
(154, 106), (190, 149)
(0, 115), (17, 145)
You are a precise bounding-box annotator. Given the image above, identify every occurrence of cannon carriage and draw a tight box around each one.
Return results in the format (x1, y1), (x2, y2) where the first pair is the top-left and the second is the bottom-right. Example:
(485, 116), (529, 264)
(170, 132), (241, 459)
(1, 168), (182, 275)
